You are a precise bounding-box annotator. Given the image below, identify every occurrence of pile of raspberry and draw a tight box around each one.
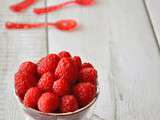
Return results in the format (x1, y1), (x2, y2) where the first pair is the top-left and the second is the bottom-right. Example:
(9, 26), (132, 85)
(14, 51), (97, 113)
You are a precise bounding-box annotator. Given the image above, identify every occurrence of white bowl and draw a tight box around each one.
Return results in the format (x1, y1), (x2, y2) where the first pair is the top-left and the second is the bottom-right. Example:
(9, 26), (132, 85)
(16, 84), (100, 120)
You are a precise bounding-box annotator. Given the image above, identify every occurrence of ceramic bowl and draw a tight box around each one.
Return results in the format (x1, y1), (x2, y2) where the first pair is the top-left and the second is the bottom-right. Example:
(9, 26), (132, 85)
(16, 83), (100, 120)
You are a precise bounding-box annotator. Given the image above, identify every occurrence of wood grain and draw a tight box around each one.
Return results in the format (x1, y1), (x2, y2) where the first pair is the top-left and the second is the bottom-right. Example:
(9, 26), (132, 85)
(47, 0), (160, 120)
(0, 0), (47, 119)
(108, 0), (160, 120)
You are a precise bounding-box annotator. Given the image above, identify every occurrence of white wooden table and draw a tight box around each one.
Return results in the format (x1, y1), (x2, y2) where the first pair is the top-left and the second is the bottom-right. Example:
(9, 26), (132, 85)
(0, 0), (160, 120)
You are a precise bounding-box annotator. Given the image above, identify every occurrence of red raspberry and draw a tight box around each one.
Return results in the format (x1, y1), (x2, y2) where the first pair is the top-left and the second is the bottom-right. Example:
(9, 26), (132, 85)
(73, 56), (82, 72)
(55, 58), (76, 83)
(38, 92), (59, 113)
(19, 61), (37, 75)
(73, 82), (96, 107)
(37, 54), (60, 75)
(81, 62), (93, 69)
(79, 68), (97, 85)
(37, 57), (45, 66)
(15, 71), (38, 100)
(52, 78), (70, 96)
(61, 95), (78, 113)
(58, 51), (71, 58)
(38, 72), (56, 92)
(23, 87), (42, 108)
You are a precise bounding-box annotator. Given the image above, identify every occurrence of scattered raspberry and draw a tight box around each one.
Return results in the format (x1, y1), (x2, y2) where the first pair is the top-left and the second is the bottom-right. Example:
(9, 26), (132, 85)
(61, 95), (78, 113)
(37, 54), (60, 75)
(38, 72), (56, 92)
(73, 56), (82, 72)
(81, 62), (93, 69)
(55, 58), (76, 83)
(38, 92), (59, 113)
(73, 82), (96, 107)
(79, 68), (97, 84)
(19, 61), (37, 75)
(15, 71), (38, 100)
(52, 78), (70, 96)
(58, 51), (71, 58)
(23, 87), (42, 108)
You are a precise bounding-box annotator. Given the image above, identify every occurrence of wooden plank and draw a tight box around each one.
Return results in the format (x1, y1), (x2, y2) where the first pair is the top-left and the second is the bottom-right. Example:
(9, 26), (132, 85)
(0, 0), (47, 119)
(47, 0), (160, 120)
(144, 0), (160, 49)
(47, 0), (113, 120)
(108, 0), (160, 120)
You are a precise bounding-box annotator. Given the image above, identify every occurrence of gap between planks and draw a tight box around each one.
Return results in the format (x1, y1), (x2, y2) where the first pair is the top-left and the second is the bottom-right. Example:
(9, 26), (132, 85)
(143, 0), (160, 53)
(45, 0), (49, 54)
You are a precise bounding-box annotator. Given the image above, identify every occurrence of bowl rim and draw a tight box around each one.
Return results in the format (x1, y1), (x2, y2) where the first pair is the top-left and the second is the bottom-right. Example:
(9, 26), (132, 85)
(15, 81), (100, 116)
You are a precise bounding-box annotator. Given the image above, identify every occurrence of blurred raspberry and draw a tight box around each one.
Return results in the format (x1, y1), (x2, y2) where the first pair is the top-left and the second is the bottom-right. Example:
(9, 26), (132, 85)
(81, 62), (93, 69)
(58, 51), (71, 58)
(61, 95), (78, 113)
(73, 82), (96, 107)
(19, 61), (37, 75)
(55, 58), (76, 83)
(15, 71), (38, 100)
(38, 92), (59, 113)
(38, 72), (56, 92)
(37, 54), (60, 75)
(79, 68), (97, 85)
(23, 87), (42, 108)
(52, 78), (70, 96)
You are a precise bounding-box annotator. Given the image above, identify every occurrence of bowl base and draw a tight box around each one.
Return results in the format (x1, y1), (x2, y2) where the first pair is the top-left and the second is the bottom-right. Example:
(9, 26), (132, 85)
(25, 116), (34, 120)
(25, 114), (104, 120)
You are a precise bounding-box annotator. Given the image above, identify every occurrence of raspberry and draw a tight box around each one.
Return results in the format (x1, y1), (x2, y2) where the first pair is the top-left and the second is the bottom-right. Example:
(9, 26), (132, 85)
(38, 92), (59, 113)
(79, 68), (97, 84)
(81, 62), (93, 69)
(37, 54), (60, 75)
(52, 78), (70, 96)
(55, 58), (76, 83)
(73, 56), (82, 72)
(38, 72), (56, 92)
(23, 87), (42, 108)
(61, 95), (78, 113)
(14, 71), (38, 100)
(58, 51), (71, 58)
(19, 61), (37, 75)
(73, 82), (96, 107)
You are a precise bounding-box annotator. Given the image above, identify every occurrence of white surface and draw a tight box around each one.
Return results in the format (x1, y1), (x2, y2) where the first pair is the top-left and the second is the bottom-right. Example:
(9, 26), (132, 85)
(47, 0), (160, 119)
(0, 0), (47, 119)
(107, 0), (160, 120)
(144, 0), (160, 47)
(0, 0), (160, 120)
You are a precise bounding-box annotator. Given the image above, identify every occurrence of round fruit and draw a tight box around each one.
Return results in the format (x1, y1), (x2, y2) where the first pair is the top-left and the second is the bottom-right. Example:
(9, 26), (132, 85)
(52, 78), (70, 96)
(38, 72), (56, 92)
(37, 54), (60, 75)
(73, 56), (82, 72)
(15, 71), (38, 100)
(58, 51), (71, 58)
(73, 82), (96, 107)
(23, 87), (42, 108)
(81, 62), (93, 69)
(38, 92), (59, 113)
(19, 61), (37, 75)
(61, 95), (78, 113)
(55, 58), (76, 83)
(79, 68), (97, 84)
